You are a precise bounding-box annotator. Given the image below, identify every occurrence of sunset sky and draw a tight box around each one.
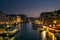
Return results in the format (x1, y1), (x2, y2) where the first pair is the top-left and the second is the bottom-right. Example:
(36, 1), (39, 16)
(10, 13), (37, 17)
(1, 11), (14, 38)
(0, 0), (60, 17)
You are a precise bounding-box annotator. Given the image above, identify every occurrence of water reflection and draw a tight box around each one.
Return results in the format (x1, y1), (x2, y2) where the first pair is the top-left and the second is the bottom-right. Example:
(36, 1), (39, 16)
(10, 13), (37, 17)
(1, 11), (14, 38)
(41, 31), (46, 40)
(0, 21), (58, 40)
(14, 22), (57, 40)
(15, 21), (40, 40)
(40, 27), (57, 40)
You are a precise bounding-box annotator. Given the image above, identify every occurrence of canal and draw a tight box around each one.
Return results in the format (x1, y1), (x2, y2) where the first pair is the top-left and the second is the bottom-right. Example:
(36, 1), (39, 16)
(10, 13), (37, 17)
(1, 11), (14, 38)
(15, 22), (41, 40)
(13, 22), (57, 40)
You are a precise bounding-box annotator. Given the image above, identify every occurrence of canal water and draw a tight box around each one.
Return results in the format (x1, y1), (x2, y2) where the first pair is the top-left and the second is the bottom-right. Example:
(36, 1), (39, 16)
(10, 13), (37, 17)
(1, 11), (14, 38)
(15, 22), (41, 40)
(15, 22), (57, 40)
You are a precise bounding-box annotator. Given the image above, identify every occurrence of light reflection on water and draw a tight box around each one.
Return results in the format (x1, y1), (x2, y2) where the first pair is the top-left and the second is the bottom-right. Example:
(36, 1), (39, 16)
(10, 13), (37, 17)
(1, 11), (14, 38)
(41, 31), (46, 40)
(15, 22), (40, 40)
(0, 22), (58, 40)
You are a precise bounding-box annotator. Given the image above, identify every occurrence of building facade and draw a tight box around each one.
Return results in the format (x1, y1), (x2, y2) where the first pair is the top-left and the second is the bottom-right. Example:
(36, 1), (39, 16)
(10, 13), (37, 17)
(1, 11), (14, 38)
(39, 10), (60, 26)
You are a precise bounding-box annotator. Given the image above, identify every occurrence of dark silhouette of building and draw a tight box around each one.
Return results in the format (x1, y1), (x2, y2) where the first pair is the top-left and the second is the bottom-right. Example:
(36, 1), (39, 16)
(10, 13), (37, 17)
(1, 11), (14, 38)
(39, 10), (60, 26)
